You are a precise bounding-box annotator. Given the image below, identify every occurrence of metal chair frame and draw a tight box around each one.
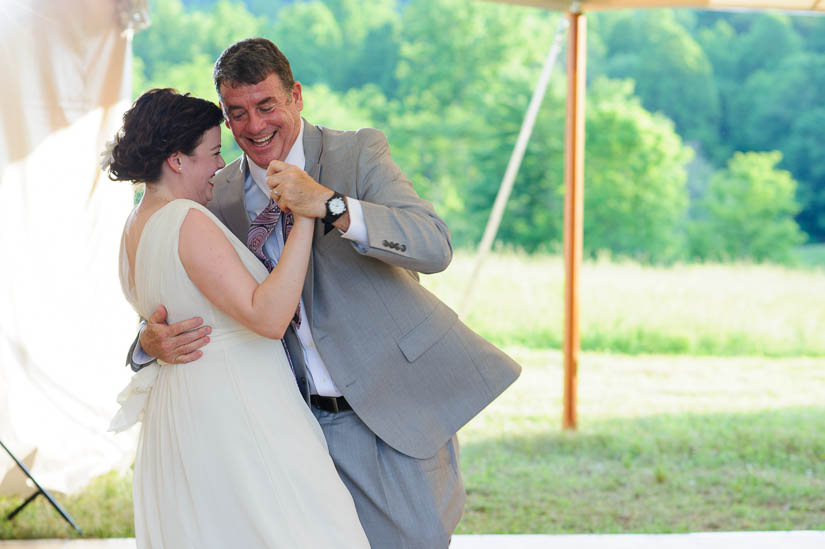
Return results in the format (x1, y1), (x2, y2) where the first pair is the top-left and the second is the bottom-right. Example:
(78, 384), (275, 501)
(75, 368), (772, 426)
(0, 438), (82, 533)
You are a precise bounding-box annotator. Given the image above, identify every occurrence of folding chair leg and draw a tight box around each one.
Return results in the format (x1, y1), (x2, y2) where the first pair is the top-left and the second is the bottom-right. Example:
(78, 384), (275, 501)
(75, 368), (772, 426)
(7, 490), (40, 520)
(0, 438), (83, 533)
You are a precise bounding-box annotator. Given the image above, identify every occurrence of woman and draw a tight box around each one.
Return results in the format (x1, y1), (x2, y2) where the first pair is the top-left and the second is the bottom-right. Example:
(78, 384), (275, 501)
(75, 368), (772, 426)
(106, 89), (369, 548)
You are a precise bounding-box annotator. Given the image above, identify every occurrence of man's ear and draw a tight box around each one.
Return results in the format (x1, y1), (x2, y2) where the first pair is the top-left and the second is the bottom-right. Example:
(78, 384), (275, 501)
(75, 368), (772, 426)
(292, 81), (303, 111)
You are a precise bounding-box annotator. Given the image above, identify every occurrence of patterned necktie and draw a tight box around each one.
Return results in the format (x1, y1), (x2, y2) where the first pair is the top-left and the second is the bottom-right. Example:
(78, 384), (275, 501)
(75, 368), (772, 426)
(247, 199), (301, 329)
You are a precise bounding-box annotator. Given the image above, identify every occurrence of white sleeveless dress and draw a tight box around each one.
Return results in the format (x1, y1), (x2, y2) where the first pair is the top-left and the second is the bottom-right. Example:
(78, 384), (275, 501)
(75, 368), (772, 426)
(110, 199), (369, 549)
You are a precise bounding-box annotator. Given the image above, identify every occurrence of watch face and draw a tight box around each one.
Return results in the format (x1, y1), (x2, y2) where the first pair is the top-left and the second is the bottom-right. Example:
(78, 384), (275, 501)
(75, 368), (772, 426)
(329, 197), (346, 215)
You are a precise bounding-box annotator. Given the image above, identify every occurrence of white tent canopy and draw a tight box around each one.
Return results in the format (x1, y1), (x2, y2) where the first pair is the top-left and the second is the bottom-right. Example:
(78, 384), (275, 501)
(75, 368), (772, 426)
(494, 0), (825, 12)
(0, 0), (145, 496)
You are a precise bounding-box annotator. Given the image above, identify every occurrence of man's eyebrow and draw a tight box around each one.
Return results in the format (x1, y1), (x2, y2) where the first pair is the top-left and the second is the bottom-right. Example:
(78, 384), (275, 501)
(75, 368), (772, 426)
(226, 97), (275, 111)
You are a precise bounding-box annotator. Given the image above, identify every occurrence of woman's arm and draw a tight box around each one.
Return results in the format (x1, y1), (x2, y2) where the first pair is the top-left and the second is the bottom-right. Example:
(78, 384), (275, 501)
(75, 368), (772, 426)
(178, 208), (313, 339)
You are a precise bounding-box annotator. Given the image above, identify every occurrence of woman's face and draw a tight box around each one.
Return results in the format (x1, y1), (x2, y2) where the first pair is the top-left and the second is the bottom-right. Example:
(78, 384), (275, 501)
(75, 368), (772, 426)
(180, 126), (225, 205)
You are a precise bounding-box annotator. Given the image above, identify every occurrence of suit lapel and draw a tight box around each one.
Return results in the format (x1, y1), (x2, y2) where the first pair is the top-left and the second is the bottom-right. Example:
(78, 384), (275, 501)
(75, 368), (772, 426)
(303, 118), (322, 174)
(214, 156), (250, 242)
(302, 120), (323, 323)
(215, 126), (321, 323)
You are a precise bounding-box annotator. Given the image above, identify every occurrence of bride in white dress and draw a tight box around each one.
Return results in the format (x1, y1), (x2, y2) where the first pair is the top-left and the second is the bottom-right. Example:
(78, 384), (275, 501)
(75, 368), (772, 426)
(106, 89), (369, 548)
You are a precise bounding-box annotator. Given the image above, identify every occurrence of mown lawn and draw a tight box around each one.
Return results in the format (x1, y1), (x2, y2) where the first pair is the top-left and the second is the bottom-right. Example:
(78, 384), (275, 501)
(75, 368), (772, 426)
(3, 253), (824, 538)
(456, 349), (825, 533)
(2, 349), (824, 538)
(422, 252), (825, 356)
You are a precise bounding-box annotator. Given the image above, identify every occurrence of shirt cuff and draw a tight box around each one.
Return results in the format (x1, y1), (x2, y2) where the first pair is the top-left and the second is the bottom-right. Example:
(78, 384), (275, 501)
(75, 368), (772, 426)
(339, 197), (368, 247)
(133, 325), (154, 365)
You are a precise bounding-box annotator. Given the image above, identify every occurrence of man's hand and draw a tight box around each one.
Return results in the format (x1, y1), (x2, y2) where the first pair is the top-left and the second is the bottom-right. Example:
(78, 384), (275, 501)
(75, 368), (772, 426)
(266, 160), (332, 218)
(140, 305), (211, 364)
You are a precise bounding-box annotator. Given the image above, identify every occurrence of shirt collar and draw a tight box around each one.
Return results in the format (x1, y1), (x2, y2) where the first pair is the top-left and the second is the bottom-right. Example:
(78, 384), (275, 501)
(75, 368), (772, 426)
(247, 119), (306, 196)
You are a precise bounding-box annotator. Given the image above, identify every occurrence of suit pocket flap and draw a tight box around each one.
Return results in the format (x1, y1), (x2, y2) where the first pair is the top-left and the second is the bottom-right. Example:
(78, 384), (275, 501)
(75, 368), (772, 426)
(397, 303), (459, 363)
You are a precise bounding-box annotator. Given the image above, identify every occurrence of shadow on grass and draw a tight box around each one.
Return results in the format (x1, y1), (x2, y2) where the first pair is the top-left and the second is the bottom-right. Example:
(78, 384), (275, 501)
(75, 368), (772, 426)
(457, 406), (825, 534)
(2, 408), (823, 538)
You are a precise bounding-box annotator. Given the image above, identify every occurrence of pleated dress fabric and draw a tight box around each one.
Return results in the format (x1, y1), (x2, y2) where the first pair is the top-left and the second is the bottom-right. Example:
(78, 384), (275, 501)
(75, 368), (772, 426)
(112, 199), (369, 549)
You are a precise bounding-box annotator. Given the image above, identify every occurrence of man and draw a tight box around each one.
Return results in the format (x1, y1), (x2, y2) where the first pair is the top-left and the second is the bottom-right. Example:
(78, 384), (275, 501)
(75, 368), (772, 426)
(132, 38), (520, 548)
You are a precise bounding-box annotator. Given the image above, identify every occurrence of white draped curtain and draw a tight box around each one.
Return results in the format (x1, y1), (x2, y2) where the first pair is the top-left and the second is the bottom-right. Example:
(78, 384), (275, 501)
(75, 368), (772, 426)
(0, 0), (147, 495)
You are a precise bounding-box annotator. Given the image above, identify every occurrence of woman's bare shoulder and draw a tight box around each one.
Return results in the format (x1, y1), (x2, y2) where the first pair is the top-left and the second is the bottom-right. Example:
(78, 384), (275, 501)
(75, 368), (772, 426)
(178, 205), (238, 268)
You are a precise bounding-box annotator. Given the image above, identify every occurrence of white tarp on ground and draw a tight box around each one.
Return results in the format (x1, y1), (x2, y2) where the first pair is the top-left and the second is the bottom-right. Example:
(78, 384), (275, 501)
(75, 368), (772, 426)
(0, 0), (146, 496)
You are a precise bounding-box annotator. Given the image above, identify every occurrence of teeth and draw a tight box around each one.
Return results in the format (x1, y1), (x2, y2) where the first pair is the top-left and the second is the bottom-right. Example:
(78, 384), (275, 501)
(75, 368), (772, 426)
(251, 133), (274, 144)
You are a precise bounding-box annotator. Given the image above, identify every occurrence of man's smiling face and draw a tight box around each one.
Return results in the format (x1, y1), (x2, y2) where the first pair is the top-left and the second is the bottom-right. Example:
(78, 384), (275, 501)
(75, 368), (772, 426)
(220, 73), (303, 168)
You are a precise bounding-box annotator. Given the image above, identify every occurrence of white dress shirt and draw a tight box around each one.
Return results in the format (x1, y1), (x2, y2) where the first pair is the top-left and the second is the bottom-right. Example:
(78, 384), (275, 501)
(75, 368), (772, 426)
(244, 120), (368, 396)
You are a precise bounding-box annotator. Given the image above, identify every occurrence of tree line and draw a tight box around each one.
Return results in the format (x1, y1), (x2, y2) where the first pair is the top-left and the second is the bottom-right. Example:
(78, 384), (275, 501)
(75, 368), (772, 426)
(133, 0), (825, 264)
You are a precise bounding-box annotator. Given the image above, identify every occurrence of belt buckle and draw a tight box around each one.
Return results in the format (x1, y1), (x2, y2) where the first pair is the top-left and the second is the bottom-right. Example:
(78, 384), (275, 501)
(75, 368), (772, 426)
(313, 395), (339, 413)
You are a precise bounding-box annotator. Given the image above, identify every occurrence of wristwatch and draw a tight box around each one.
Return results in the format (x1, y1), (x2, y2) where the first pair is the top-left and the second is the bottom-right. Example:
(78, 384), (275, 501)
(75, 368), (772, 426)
(322, 192), (347, 234)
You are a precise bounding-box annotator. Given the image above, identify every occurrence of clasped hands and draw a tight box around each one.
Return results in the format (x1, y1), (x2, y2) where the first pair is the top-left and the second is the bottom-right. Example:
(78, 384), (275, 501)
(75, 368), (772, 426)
(140, 162), (339, 365)
(266, 160), (333, 219)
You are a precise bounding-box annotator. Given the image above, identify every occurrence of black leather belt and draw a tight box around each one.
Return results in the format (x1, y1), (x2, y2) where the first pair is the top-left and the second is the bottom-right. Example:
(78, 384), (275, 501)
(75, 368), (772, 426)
(310, 395), (351, 413)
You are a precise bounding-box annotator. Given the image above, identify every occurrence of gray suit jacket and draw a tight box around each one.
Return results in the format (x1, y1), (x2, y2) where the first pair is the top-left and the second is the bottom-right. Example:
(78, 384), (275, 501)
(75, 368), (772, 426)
(207, 120), (521, 459)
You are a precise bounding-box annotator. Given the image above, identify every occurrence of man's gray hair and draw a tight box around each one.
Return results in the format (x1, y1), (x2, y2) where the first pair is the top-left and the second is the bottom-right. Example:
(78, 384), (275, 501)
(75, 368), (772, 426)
(213, 38), (294, 100)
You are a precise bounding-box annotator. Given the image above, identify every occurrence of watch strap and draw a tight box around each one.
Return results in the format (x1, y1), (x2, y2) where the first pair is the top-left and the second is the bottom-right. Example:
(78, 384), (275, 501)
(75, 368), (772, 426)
(322, 192), (347, 234)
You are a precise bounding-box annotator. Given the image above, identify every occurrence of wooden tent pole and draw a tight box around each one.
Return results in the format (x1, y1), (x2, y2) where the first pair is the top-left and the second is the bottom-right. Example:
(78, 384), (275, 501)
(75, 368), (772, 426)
(563, 7), (586, 430)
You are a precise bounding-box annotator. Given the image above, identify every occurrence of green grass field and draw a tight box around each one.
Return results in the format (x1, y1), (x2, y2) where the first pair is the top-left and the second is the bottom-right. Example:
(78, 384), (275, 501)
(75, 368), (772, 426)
(2, 253), (824, 537)
(423, 251), (825, 357)
(457, 349), (825, 533)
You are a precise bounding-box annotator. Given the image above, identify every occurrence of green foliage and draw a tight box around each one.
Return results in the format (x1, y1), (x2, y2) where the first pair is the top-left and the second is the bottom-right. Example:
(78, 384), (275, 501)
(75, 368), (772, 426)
(130, 1), (825, 258)
(385, 0), (558, 247)
(476, 74), (694, 260)
(794, 244), (825, 269)
(793, 14), (825, 54)
(134, 0), (265, 98)
(729, 52), (825, 156)
(688, 151), (806, 263)
(301, 83), (379, 130)
(131, 56), (148, 99)
(583, 78), (692, 262)
(784, 108), (825, 239)
(693, 18), (738, 164)
(690, 13), (824, 240)
(271, 2), (346, 87)
(734, 13), (802, 81)
(133, 0), (269, 163)
(597, 11), (824, 242)
(728, 51), (825, 240)
(600, 11), (720, 147)
(395, 0), (535, 104)
(272, 0), (400, 95)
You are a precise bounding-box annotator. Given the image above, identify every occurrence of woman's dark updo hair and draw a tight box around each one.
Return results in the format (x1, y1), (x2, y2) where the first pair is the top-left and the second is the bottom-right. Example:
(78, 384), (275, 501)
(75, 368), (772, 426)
(107, 88), (224, 184)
